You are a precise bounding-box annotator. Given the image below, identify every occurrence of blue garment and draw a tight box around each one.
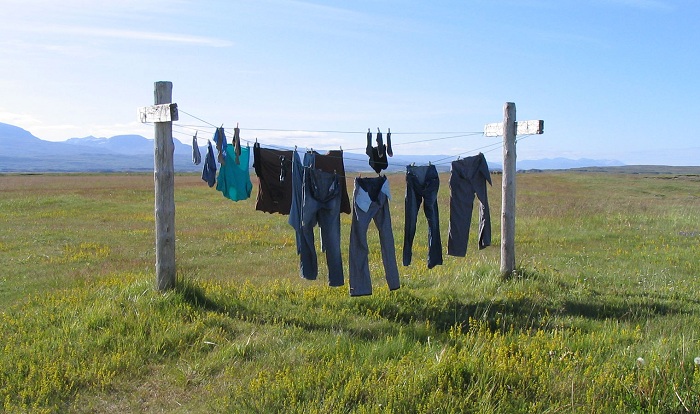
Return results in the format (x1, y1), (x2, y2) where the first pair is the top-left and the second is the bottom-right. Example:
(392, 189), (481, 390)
(201, 141), (217, 187)
(349, 176), (400, 296)
(403, 164), (443, 268)
(216, 144), (252, 201)
(299, 168), (344, 286)
(447, 153), (492, 256)
(213, 127), (227, 165)
(289, 149), (350, 254)
(192, 134), (201, 165)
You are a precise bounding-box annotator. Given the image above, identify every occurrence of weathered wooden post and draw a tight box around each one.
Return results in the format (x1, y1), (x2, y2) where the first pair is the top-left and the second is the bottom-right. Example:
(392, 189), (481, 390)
(501, 102), (517, 276)
(485, 103), (544, 277)
(138, 81), (179, 290)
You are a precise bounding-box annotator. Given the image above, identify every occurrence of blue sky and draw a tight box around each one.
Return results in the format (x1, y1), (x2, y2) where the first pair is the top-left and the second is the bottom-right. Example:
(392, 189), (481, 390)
(1, 0), (698, 165)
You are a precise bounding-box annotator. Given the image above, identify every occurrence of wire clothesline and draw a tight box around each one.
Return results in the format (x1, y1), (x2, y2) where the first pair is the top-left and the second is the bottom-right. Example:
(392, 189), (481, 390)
(162, 107), (524, 169)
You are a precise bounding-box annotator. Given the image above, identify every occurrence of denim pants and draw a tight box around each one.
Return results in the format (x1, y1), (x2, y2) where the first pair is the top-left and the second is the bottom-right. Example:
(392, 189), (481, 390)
(403, 164), (443, 268)
(299, 168), (344, 286)
(447, 154), (492, 256)
(349, 176), (400, 296)
(289, 150), (350, 254)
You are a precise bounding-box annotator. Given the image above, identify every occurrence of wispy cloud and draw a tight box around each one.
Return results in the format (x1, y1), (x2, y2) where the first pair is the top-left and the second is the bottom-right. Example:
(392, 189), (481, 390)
(25, 25), (232, 48)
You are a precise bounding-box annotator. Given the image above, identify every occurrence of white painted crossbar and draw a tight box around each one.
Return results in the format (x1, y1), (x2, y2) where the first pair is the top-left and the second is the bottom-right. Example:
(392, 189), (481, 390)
(484, 119), (544, 137)
(138, 103), (179, 123)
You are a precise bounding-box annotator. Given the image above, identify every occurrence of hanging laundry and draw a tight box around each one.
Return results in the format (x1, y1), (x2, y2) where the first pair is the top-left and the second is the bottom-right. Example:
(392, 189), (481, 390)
(447, 153), (492, 256)
(201, 141), (217, 187)
(216, 144), (253, 201)
(233, 125), (242, 165)
(365, 128), (393, 174)
(348, 175), (400, 296)
(213, 127), (227, 165)
(192, 132), (201, 165)
(289, 149), (351, 254)
(309, 149), (351, 214)
(403, 164), (443, 269)
(298, 168), (344, 286)
(252, 142), (294, 214)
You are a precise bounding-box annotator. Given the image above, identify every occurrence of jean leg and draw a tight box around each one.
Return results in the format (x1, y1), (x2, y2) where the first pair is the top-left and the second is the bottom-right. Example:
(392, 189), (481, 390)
(299, 197), (319, 280)
(474, 178), (492, 249)
(317, 195), (344, 286)
(402, 179), (421, 266)
(423, 188), (443, 268)
(349, 205), (373, 296)
(447, 172), (476, 257)
(375, 200), (400, 291)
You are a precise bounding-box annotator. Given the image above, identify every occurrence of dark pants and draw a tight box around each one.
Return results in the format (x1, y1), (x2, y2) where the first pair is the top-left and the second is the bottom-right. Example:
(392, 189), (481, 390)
(403, 164), (443, 268)
(448, 156), (492, 256)
(300, 168), (344, 286)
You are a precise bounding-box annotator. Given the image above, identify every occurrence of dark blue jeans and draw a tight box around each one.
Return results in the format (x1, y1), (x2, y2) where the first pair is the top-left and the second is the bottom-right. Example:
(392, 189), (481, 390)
(349, 176), (400, 296)
(403, 164), (443, 268)
(299, 168), (344, 286)
(447, 154), (492, 256)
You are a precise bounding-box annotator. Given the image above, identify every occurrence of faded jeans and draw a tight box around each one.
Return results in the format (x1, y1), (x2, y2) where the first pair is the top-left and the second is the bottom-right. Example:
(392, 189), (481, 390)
(349, 176), (400, 296)
(403, 164), (443, 268)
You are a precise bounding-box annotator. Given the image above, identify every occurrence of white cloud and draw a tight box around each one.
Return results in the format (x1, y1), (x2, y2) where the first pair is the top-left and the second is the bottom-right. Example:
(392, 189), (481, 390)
(22, 25), (232, 48)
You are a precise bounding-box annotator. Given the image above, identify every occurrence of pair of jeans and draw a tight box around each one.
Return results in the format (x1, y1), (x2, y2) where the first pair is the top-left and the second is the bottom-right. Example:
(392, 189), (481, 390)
(447, 153), (492, 256)
(299, 168), (343, 286)
(403, 164), (443, 268)
(289, 150), (350, 253)
(349, 176), (400, 296)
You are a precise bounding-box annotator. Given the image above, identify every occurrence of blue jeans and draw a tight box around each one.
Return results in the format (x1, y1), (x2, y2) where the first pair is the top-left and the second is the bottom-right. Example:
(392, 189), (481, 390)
(299, 168), (344, 286)
(349, 176), (400, 296)
(403, 164), (443, 268)
(447, 154), (492, 256)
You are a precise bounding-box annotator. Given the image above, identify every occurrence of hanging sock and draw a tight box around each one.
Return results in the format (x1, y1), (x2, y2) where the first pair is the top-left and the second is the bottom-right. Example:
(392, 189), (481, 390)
(387, 128), (393, 157)
(214, 127), (227, 166)
(234, 125), (242, 165)
(192, 132), (201, 165)
(376, 128), (385, 157)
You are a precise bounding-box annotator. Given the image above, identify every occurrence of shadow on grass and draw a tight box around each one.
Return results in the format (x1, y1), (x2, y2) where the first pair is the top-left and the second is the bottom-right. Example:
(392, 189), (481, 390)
(171, 270), (690, 339)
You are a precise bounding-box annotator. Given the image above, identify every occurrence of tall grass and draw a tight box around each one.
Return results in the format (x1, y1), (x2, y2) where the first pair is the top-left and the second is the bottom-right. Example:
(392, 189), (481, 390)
(1, 171), (699, 413)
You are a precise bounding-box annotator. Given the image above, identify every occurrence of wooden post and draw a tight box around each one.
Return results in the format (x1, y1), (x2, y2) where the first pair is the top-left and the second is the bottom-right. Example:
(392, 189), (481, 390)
(153, 81), (176, 290)
(501, 102), (517, 276)
(484, 104), (544, 278)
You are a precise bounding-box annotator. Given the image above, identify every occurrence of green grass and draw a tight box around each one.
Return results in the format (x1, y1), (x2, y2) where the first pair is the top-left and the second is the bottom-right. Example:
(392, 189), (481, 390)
(1, 171), (699, 413)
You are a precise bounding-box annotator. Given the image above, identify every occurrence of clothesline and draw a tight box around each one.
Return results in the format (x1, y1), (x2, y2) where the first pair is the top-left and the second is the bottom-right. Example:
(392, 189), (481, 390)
(165, 109), (513, 169)
(151, 108), (533, 175)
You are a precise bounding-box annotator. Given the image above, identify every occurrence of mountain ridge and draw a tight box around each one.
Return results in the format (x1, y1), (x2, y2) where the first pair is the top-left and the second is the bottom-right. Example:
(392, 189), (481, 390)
(0, 121), (635, 173)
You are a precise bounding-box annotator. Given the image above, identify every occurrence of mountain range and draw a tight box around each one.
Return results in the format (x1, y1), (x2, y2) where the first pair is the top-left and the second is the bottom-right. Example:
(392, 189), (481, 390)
(0, 122), (626, 173)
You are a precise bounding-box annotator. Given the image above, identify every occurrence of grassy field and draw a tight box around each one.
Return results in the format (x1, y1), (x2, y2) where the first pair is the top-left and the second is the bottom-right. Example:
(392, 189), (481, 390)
(1, 171), (699, 413)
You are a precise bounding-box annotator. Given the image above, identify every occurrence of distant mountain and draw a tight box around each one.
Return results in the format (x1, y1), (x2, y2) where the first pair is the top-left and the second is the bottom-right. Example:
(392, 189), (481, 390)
(64, 134), (195, 156)
(1, 122), (631, 173)
(0, 122), (200, 172)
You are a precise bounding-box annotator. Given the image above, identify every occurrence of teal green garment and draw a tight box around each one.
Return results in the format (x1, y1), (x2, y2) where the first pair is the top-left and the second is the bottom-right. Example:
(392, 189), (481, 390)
(216, 144), (253, 201)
